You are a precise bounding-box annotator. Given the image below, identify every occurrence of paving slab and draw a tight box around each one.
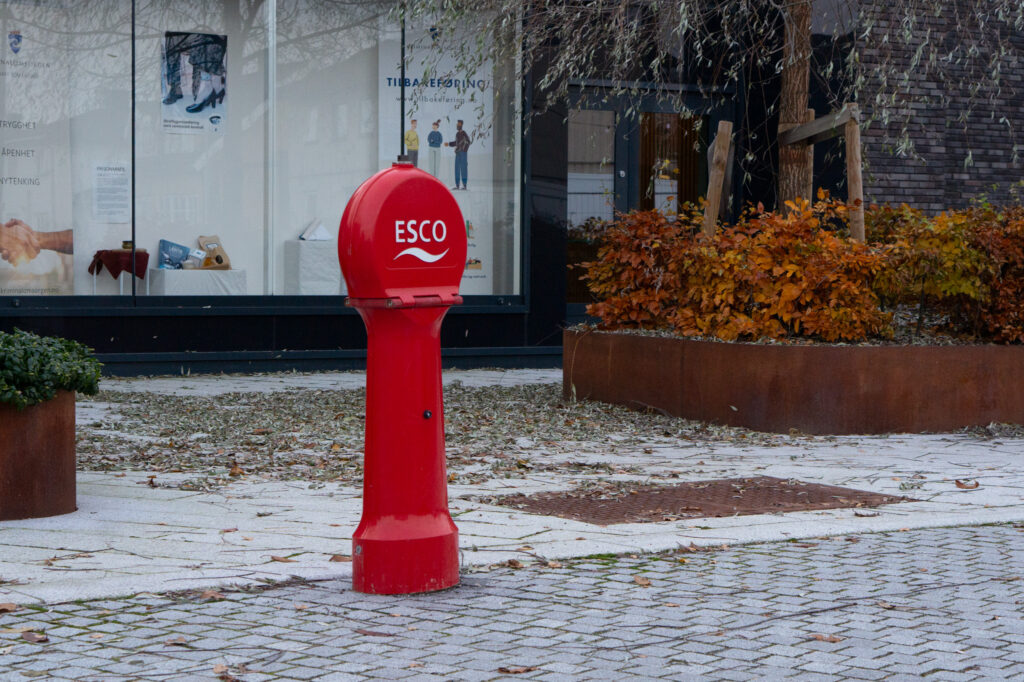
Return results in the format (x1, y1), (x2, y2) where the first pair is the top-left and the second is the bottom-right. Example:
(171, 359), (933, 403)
(0, 525), (1020, 680)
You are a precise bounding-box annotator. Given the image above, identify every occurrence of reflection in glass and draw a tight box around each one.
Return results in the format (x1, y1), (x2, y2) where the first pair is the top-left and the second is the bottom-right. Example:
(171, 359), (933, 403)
(567, 109), (615, 226)
(639, 113), (705, 213)
(566, 109), (615, 303)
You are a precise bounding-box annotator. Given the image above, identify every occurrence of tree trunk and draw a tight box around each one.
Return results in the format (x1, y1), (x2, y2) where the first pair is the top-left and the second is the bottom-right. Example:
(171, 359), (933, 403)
(777, 0), (812, 210)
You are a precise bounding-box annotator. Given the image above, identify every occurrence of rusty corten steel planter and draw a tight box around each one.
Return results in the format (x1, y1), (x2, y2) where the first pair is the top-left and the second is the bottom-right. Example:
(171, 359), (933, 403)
(0, 391), (77, 521)
(564, 329), (1024, 434)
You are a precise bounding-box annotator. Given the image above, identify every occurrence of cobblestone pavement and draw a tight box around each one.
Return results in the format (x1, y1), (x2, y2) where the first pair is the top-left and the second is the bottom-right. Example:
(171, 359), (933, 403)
(2, 524), (1022, 681)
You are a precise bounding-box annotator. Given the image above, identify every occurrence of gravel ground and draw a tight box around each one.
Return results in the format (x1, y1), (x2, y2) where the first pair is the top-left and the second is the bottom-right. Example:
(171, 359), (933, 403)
(76, 383), (801, 492)
(77, 379), (1024, 495)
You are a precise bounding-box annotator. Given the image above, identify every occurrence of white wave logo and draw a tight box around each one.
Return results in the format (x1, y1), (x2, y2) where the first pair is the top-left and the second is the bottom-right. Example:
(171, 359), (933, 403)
(394, 247), (448, 263)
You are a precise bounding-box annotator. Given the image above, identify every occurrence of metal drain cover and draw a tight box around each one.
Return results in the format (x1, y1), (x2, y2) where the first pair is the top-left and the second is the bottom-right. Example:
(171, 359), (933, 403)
(495, 476), (909, 526)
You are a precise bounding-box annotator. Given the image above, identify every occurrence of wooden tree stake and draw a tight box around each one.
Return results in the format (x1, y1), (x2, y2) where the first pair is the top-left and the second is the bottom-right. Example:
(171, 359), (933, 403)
(845, 117), (865, 242)
(703, 120), (733, 237)
(804, 108), (815, 202)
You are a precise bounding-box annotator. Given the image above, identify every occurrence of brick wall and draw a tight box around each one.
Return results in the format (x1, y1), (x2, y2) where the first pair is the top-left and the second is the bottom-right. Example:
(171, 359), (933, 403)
(857, 2), (1023, 211)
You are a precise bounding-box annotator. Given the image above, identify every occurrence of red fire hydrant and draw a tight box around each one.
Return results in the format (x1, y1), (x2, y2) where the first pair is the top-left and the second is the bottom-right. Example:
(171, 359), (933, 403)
(338, 160), (467, 594)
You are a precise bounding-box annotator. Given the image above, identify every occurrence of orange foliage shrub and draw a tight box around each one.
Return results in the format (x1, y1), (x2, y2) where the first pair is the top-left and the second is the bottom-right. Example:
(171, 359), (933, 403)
(584, 198), (892, 342)
(584, 198), (1024, 344)
(583, 205), (701, 329)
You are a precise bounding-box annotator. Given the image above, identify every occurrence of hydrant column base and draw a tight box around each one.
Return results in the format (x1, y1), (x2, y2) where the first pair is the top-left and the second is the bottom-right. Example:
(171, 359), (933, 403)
(351, 305), (460, 595)
(353, 530), (459, 594)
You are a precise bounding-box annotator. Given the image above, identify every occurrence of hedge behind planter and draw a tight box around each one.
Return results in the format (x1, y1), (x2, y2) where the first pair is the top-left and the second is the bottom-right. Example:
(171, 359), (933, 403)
(564, 329), (1024, 434)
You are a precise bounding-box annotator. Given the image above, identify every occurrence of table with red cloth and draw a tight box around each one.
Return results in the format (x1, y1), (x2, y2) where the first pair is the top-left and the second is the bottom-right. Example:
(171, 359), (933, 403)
(88, 249), (149, 280)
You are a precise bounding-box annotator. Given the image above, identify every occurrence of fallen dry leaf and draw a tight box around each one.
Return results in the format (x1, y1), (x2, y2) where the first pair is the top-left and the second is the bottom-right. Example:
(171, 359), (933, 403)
(546, 561), (563, 569)
(0, 603), (19, 613)
(498, 666), (539, 674)
(408, 662), (424, 668)
(165, 636), (189, 646)
(634, 576), (651, 587)
(329, 554), (352, 562)
(354, 629), (394, 637)
(200, 590), (225, 601)
(810, 634), (844, 643)
(21, 631), (48, 644)
(220, 528), (238, 534)
(213, 665), (229, 674)
(955, 479), (980, 490)
(663, 602), (681, 607)
(876, 601), (895, 609)
(506, 559), (524, 569)
(295, 604), (309, 611)
(270, 555), (296, 563)
(229, 465), (244, 477)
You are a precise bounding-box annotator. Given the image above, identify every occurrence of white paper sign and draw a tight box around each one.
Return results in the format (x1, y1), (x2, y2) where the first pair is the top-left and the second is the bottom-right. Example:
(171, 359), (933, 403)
(92, 162), (130, 223)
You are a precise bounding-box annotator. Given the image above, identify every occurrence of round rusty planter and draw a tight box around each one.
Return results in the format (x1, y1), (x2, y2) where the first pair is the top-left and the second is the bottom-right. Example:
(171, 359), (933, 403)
(0, 391), (77, 521)
(564, 330), (1024, 435)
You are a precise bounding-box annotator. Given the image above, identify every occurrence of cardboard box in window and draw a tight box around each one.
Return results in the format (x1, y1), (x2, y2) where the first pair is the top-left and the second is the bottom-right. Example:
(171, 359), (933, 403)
(284, 240), (345, 295)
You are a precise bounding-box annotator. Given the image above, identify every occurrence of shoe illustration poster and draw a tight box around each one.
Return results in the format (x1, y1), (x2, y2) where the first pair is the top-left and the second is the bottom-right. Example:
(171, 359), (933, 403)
(161, 32), (227, 135)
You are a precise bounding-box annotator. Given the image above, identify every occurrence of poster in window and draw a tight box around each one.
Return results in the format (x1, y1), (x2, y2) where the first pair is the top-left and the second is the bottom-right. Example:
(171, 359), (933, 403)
(0, 8), (74, 296)
(378, 21), (494, 294)
(161, 32), (227, 135)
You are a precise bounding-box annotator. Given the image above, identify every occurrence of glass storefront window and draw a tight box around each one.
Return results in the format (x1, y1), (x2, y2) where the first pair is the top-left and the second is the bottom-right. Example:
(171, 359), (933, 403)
(0, 1), (132, 296)
(0, 1), (521, 299)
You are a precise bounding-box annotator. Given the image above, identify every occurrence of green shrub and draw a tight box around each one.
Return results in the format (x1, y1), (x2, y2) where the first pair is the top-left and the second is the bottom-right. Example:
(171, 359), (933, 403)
(960, 205), (1024, 342)
(870, 207), (990, 334)
(0, 329), (102, 410)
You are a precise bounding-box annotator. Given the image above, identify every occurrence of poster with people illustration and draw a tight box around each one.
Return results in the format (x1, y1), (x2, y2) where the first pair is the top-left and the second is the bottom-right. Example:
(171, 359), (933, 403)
(378, 20), (495, 294)
(0, 8), (74, 295)
(161, 31), (227, 134)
